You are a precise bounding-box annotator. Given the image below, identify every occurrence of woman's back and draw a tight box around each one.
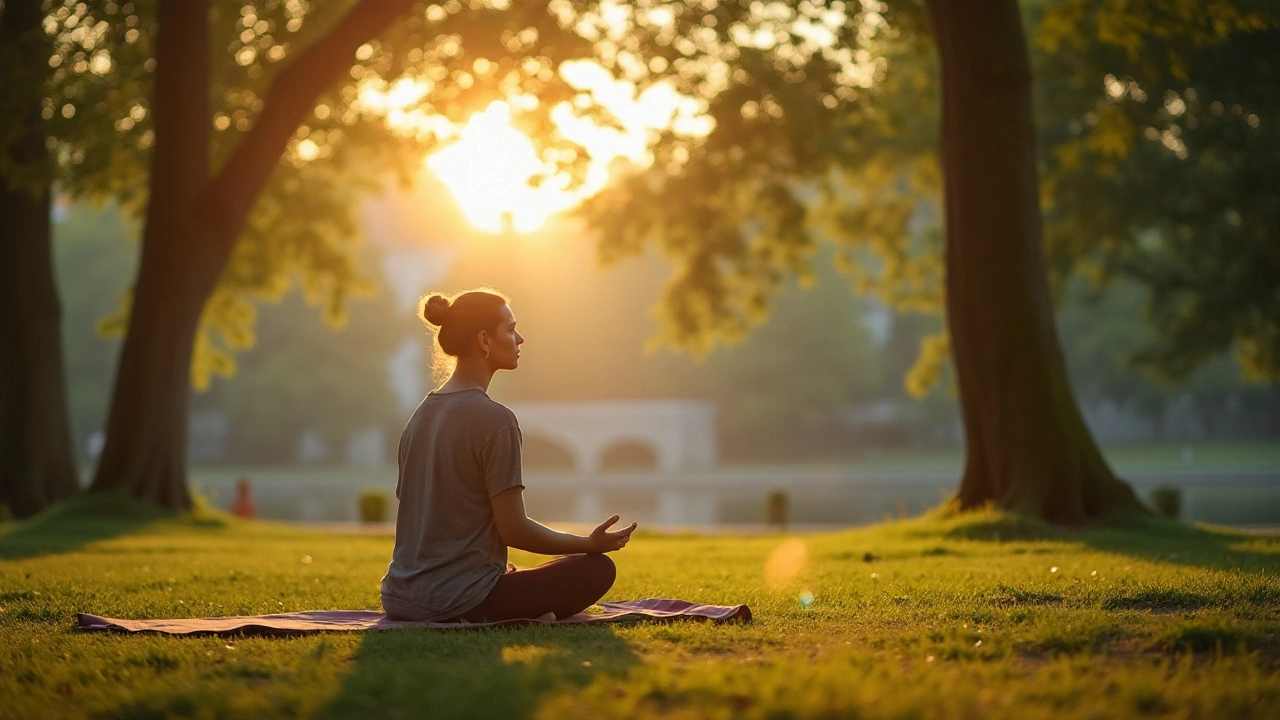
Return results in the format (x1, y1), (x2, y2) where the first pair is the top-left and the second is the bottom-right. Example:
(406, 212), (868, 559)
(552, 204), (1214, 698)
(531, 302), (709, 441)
(380, 388), (523, 621)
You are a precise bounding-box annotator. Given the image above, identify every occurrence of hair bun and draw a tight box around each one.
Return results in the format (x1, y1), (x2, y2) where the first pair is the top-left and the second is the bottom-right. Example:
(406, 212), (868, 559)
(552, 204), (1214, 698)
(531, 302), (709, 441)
(422, 294), (452, 327)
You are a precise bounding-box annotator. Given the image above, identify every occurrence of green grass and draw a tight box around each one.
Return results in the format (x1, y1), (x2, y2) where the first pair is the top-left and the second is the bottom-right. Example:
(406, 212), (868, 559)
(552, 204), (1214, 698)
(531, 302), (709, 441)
(2, 496), (1279, 719)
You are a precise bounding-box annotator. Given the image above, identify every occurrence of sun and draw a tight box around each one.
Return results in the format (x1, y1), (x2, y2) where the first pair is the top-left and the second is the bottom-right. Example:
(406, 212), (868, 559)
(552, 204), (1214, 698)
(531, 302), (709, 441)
(426, 102), (581, 234)
(420, 63), (714, 235)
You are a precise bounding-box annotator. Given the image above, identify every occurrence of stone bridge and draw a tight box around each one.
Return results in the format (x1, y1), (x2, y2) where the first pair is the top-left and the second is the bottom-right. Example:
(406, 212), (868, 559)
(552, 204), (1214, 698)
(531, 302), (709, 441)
(507, 399), (717, 474)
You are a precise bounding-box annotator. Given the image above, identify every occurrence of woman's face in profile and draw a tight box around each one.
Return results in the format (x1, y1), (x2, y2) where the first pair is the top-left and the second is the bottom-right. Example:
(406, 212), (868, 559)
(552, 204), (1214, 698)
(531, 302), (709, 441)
(489, 304), (524, 370)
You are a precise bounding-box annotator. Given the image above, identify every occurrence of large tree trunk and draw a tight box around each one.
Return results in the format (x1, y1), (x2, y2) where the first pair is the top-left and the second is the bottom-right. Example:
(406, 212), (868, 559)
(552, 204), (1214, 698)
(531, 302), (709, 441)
(89, 0), (413, 509)
(86, 249), (217, 510)
(88, 0), (213, 510)
(0, 0), (81, 518)
(925, 0), (1146, 523)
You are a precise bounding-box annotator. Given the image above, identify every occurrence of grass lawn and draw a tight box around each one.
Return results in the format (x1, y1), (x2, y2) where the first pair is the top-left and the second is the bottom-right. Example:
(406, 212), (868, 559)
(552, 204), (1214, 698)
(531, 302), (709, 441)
(2, 496), (1279, 719)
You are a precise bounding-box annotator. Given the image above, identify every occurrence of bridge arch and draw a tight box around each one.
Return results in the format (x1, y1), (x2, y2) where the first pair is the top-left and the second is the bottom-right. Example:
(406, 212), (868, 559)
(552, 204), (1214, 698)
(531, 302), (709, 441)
(598, 438), (660, 471)
(520, 433), (577, 471)
(509, 400), (717, 474)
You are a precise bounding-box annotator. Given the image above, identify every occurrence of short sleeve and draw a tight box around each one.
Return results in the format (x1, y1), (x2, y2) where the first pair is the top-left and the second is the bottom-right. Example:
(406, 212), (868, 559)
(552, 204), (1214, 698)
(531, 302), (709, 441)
(480, 424), (523, 498)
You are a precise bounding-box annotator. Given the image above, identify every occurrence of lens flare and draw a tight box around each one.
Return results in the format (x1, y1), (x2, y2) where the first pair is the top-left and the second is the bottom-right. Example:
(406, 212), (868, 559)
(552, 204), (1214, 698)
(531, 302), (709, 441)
(763, 538), (808, 589)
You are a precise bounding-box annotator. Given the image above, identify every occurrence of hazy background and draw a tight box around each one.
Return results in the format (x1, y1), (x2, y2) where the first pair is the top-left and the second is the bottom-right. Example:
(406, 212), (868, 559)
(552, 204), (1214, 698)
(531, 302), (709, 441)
(55, 173), (1279, 524)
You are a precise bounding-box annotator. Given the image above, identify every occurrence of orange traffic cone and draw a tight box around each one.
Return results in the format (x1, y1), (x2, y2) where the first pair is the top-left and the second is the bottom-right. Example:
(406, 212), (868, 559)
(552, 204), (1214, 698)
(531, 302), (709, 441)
(232, 477), (257, 519)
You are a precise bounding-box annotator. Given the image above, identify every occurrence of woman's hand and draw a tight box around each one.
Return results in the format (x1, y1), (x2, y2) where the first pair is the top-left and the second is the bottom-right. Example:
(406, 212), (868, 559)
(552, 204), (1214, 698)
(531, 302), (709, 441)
(587, 514), (637, 553)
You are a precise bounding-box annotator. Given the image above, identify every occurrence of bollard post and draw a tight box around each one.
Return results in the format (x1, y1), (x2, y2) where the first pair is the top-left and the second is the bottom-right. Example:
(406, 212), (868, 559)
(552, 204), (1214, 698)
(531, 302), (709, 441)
(1150, 486), (1181, 520)
(766, 490), (788, 530)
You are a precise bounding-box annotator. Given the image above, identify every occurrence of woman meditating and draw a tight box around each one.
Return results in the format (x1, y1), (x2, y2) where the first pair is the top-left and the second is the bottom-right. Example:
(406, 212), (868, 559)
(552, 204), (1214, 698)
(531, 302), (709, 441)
(381, 289), (638, 623)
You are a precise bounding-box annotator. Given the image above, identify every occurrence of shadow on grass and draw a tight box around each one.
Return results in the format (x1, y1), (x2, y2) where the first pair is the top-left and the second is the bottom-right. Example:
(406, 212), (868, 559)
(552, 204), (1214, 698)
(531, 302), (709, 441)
(0, 492), (224, 560)
(909, 506), (1280, 574)
(317, 624), (641, 719)
(91, 624), (642, 719)
(1080, 514), (1280, 575)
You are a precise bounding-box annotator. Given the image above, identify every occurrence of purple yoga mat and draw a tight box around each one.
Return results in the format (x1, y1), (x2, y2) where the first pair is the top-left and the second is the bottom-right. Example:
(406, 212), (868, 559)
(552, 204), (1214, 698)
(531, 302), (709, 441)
(75, 598), (752, 637)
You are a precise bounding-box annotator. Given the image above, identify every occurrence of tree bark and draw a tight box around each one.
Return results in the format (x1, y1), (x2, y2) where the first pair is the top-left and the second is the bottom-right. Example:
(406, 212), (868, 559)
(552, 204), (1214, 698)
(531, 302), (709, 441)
(0, 0), (81, 518)
(924, 0), (1146, 522)
(88, 0), (212, 509)
(89, 0), (413, 509)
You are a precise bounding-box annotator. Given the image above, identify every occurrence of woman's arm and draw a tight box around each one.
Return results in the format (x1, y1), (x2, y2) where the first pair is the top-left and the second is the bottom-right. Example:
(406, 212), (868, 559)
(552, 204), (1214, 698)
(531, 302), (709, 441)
(491, 486), (637, 555)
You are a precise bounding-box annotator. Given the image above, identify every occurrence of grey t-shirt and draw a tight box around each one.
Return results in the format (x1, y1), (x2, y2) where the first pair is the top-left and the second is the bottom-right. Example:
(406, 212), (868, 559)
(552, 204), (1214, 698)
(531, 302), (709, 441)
(379, 389), (524, 620)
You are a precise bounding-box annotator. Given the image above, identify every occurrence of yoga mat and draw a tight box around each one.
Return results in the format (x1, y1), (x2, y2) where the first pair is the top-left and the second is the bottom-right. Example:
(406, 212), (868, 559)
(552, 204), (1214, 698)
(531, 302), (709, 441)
(75, 598), (751, 637)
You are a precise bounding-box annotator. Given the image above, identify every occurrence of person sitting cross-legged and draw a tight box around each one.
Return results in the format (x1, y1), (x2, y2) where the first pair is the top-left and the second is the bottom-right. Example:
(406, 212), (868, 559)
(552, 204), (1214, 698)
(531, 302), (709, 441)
(380, 288), (637, 623)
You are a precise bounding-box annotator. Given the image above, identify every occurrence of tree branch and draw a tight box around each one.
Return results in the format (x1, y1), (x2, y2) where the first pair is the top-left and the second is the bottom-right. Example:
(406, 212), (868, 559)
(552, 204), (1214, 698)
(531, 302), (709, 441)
(146, 0), (212, 237)
(201, 0), (414, 256)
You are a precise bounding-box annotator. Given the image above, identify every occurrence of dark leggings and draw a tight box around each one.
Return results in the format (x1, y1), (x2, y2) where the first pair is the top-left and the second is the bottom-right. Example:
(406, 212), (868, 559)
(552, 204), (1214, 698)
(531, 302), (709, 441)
(457, 553), (616, 623)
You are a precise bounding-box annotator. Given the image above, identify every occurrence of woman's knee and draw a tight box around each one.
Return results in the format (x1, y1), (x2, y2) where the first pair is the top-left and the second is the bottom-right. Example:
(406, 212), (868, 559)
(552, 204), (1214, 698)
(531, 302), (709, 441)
(580, 553), (616, 592)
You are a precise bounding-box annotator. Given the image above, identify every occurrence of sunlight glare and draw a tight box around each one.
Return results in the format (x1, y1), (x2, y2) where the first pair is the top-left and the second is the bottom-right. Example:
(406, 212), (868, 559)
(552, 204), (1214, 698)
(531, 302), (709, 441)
(427, 102), (578, 234)
(421, 61), (715, 234)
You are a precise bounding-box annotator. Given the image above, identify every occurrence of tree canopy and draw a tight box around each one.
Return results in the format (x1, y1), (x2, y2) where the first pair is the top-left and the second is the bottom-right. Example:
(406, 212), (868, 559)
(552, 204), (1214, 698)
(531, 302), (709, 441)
(1035, 4), (1279, 382)
(30, 0), (600, 388)
(575, 0), (1278, 390)
(22, 0), (1273, 394)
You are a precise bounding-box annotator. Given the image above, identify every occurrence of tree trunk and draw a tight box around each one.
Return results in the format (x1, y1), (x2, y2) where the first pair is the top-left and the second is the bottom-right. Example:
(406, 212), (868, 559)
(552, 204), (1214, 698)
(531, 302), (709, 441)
(0, 0), (81, 518)
(88, 0), (213, 510)
(86, 248), (216, 509)
(88, 0), (414, 509)
(924, 0), (1146, 523)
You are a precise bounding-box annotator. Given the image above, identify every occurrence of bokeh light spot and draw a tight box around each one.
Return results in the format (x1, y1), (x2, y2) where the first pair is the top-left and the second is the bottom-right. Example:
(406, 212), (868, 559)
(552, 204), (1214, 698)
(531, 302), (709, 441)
(763, 538), (808, 589)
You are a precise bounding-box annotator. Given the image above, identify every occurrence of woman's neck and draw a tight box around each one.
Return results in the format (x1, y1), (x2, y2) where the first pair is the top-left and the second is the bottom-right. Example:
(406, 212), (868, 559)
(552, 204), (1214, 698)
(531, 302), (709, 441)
(437, 357), (494, 394)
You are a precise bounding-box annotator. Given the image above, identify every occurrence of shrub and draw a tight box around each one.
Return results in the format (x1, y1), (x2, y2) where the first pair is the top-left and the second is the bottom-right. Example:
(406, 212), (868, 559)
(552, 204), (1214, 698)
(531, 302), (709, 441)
(358, 490), (390, 524)
(1150, 486), (1181, 519)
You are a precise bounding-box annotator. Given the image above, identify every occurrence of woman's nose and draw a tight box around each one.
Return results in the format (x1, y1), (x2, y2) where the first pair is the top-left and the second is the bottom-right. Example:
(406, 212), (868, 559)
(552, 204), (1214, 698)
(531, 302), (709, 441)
(516, 333), (525, 344)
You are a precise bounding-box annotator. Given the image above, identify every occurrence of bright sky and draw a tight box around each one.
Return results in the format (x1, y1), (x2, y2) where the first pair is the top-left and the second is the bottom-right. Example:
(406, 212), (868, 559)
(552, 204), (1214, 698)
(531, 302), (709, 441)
(373, 60), (712, 234)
